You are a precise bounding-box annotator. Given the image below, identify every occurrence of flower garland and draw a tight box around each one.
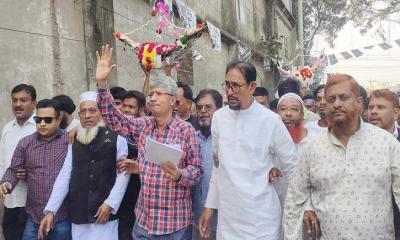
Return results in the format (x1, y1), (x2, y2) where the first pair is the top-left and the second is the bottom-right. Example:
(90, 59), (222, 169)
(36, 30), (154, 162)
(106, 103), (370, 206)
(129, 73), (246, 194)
(114, 23), (208, 71)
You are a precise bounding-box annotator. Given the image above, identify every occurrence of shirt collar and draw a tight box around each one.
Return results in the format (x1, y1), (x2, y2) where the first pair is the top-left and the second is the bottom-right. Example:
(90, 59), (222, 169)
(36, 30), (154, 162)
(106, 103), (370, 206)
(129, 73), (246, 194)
(153, 114), (180, 130)
(328, 117), (364, 148)
(197, 130), (211, 141)
(393, 126), (399, 138)
(12, 114), (36, 127)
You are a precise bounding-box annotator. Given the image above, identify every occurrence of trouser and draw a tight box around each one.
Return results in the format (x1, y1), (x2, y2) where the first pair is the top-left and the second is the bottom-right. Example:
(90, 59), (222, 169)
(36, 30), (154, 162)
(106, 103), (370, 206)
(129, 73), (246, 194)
(132, 222), (192, 240)
(22, 217), (71, 240)
(118, 175), (140, 240)
(2, 206), (27, 240)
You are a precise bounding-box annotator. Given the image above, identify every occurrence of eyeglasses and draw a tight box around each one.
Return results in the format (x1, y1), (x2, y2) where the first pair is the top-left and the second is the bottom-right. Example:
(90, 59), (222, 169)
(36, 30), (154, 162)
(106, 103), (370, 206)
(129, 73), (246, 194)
(33, 116), (56, 124)
(222, 81), (248, 93)
(196, 104), (214, 112)
(147, 91), (174, 98)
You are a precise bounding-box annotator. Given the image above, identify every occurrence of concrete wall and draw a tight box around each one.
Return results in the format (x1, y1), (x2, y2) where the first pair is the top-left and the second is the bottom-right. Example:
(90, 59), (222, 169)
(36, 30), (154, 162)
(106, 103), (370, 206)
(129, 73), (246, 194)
(0, 0), (298, 131)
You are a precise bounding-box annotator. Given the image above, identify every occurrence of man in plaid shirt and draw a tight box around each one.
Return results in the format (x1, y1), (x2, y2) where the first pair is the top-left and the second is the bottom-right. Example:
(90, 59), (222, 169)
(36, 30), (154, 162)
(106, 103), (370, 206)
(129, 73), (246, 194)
(96, 44), (202, 239)
(0, 99), (71, 239)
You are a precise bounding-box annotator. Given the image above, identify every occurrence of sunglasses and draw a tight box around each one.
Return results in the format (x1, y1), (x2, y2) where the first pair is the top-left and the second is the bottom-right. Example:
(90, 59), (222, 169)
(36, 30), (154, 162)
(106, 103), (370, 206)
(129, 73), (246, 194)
(33, 116), (56, 124)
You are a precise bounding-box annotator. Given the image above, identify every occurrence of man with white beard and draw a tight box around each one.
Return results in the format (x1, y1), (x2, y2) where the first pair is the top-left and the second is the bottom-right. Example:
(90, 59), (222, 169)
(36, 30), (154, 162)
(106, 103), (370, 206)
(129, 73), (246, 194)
(38, 91), (130, 240)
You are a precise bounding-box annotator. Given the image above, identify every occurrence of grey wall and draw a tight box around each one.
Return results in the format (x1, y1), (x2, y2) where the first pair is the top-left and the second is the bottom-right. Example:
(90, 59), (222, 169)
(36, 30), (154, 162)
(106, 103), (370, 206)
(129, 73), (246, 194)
(0, 0), (298, 130)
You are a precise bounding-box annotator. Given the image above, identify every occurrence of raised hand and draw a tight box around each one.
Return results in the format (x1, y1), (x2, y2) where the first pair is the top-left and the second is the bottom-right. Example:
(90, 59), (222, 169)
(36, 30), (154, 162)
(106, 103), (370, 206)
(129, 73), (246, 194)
(96, 44), (116, 87)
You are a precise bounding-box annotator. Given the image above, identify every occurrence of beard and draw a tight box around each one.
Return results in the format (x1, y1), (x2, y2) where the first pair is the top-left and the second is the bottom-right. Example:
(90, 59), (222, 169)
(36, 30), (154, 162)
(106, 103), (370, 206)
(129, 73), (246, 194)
(327, 110), (358, 128)
(76, 121), (105, 145)
(286, 124), (304, 144)
(59, 116), (68, 129)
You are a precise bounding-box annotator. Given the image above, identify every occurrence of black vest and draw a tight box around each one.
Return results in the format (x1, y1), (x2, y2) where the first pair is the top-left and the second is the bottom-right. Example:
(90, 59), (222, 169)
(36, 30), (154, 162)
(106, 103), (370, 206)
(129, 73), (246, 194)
(68, 127), (118, 224)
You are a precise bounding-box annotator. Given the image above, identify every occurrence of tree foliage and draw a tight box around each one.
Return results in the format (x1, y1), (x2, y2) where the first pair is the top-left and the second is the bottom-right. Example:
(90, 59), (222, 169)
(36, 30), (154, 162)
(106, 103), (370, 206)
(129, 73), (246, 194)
(300, 0), (347, 64)
(345, 0), (400, 34)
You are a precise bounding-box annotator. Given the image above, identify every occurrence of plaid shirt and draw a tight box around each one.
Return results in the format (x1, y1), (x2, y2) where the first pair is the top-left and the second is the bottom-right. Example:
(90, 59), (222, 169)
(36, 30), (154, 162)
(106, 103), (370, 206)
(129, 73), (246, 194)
(1, 130), (69, 224)
(98, 88), (202, 235)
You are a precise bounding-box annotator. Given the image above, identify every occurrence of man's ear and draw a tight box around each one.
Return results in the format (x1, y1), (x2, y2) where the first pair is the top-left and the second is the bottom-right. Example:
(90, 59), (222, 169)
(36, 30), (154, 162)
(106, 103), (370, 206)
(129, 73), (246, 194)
(249, 81), (257, 95)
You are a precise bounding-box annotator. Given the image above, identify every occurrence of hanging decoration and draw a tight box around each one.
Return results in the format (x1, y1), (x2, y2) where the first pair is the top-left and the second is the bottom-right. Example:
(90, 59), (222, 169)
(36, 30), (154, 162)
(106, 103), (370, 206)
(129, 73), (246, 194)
(207, 21), (221, 52)
(277, 54), (325, 82)
(114, 23), (208, 71)
(150, 0), (173, 34)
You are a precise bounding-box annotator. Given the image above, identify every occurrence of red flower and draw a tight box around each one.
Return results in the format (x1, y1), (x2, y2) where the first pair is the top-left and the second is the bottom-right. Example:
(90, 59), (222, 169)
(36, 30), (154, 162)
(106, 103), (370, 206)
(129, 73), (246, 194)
(146, 43), (156, 53)
(151, 10), (157, 16)
(114, 32), (121, 38)
(156, 46), (163, 54)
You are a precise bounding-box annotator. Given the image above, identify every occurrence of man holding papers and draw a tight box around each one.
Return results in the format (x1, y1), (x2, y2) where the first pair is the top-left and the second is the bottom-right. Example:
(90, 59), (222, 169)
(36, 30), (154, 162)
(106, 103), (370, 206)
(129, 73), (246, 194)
(95, 45), (202, 239)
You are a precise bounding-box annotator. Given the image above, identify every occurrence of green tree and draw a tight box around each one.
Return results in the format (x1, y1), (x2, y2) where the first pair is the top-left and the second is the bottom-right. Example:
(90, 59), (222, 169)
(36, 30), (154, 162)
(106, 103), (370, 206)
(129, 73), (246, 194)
(345, 0), (400, 34)
(299, 0), (347, 64)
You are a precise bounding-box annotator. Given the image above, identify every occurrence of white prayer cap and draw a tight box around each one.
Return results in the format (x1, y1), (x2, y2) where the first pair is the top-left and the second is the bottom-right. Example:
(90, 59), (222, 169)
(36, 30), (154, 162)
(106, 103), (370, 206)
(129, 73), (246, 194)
(80, 91), (97, 103)
(277, 92), (304, 110)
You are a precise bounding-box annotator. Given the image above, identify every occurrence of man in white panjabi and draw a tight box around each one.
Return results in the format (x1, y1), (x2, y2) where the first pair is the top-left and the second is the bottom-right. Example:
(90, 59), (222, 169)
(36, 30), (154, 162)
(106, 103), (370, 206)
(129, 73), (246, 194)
(273, 93), (314, 204)
(38, 91), (130, 240)
(274, 93), (319, 238)
(199, 61), (298, 240)
(284, 74), (400, 240)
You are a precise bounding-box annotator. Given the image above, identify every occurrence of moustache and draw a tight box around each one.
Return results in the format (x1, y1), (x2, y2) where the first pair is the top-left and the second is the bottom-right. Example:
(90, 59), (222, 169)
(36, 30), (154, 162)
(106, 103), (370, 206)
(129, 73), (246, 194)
(14, 107), (24, 111)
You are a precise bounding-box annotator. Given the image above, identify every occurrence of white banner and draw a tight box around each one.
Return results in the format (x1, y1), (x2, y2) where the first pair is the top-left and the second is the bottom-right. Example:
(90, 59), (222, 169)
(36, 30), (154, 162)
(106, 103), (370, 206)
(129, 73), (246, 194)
(238, 43), (252, 61)
(207, 21), (221, 52)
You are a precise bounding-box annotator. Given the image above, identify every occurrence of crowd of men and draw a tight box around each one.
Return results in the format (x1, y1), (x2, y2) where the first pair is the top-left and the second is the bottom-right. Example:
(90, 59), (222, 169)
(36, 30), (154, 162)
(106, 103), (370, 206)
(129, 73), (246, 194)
(0, 44), (400, 240)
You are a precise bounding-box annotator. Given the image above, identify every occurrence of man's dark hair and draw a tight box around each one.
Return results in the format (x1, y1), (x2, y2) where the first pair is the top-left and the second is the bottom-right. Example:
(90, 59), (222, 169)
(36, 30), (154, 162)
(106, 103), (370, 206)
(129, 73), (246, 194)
(278, 78), (300, 97)
(11, 84), (37, 100)
(110, 86), (127, 101)
(270, 99), (278, 111)
(52, 95), (76, 114)
(359, 85), (368, 109)
(303, 94), (315, 101)
(225, 60), (257, 83)
(195, 89), (223, 109)
(36, 99), (62, 117)
(177, 81), (193, 101)
(313, 84), (326, 98)
(253, 87), (269, 97)
(122, 90), (146, 109)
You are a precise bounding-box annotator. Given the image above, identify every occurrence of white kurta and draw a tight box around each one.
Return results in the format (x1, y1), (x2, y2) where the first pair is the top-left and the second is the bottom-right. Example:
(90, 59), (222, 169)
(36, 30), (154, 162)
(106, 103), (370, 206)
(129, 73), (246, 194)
(44, 135), (130, 240)
(284, 121), (400, 240)
(274, 131), (314, 210)
(205, 101), (298, 240)
(0, 116), (36, 208)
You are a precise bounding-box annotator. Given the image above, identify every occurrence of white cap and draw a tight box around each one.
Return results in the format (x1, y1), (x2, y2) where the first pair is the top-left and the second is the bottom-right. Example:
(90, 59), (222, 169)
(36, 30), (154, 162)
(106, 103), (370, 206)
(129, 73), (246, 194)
(277, 92), (304, 110)
(80, 91), (97, 103)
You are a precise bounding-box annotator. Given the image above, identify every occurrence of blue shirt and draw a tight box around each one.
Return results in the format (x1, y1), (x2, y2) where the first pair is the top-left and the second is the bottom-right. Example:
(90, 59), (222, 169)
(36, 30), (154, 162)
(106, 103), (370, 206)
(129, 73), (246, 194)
(193, 131), (218, 231)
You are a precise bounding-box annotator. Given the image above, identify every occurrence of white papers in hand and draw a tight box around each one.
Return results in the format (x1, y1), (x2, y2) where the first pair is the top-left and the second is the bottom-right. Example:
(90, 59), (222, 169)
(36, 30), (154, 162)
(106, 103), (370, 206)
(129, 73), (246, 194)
(145, 137), (183, 166)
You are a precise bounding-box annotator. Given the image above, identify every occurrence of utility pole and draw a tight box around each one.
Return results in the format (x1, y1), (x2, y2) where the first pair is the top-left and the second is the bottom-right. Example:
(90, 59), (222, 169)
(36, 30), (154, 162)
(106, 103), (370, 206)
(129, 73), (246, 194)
(298, 0), (304, 66)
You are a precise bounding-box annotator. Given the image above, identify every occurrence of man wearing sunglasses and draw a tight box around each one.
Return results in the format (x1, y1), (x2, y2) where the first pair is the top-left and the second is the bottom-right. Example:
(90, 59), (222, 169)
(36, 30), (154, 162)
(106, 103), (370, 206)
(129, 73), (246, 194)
(95, 45), (202, 239)
(199, 61), (297, 240)
(0, 99), (71, 239)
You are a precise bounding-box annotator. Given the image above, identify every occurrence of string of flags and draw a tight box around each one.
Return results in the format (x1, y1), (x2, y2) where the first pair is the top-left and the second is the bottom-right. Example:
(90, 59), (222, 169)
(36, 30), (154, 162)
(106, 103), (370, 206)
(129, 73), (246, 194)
(322, 38), (400, 66)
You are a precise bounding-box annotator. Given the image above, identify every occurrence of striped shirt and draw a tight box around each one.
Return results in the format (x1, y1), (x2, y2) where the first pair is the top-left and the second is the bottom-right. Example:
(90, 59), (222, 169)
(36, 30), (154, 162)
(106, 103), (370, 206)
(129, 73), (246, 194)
(97, 87), (202, 235)
(1, 130), (69, 224)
